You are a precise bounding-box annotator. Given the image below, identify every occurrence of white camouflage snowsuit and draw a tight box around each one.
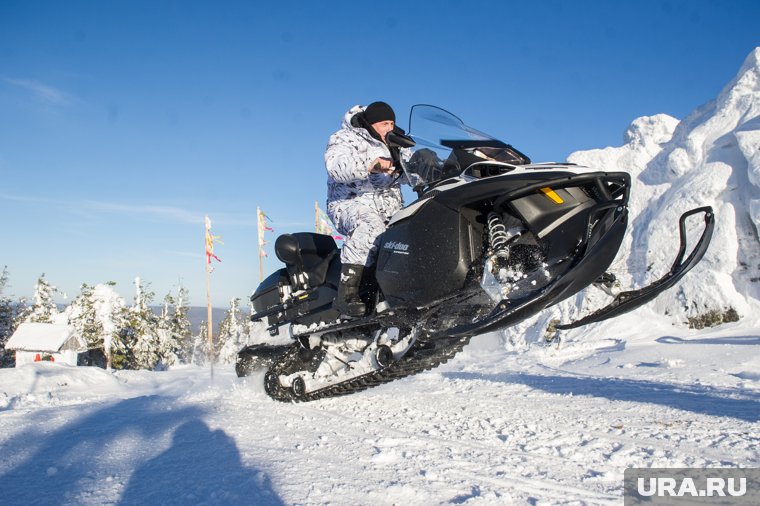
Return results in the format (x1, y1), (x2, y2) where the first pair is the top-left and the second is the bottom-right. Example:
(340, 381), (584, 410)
(325, 105), (405, 266)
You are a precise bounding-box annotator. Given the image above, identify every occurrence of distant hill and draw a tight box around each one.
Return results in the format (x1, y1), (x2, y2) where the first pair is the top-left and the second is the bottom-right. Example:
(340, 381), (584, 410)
(23, 304), (232, 336)
(186, 306), (230, 335)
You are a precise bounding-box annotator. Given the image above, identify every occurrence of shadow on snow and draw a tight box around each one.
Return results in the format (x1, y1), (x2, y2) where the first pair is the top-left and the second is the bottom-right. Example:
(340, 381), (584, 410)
(442, 371), (760, 423)
(656, 335), (760, 346)
(0, 396), (283, 505)
(119, 418), (282, 506)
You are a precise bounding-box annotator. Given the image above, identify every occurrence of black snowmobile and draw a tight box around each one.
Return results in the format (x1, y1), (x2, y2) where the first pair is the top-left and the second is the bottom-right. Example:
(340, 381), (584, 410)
(237, 105), (714, 402)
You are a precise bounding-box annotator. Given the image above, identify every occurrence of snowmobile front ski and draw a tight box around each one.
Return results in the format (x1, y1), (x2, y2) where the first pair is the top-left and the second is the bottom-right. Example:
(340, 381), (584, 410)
(556, 206), (715, 330)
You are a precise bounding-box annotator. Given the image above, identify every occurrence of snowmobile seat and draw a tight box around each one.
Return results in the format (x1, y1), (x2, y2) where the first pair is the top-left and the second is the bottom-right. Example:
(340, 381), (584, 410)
(275, 232), (338, 290)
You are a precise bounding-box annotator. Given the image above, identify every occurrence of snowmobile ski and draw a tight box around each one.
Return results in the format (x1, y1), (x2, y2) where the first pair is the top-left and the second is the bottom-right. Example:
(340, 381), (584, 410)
(555, 206), (715, 330)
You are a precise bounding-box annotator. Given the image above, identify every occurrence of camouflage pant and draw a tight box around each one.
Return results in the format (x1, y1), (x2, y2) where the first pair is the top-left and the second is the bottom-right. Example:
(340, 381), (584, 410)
(328, 200), (389, 267)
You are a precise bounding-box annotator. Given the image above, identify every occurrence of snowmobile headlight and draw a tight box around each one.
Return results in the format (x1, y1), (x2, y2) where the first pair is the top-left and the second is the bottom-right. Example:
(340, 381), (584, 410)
(539, 187), (564, 204)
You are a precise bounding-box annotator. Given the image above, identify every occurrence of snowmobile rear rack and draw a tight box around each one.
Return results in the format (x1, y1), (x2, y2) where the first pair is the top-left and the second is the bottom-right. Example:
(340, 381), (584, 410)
(250, 287), (320, 322)
(555, 206), (715, 330)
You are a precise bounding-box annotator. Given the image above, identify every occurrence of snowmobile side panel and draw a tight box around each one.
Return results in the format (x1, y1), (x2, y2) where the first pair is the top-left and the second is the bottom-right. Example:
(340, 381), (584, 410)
(376, 200), (474, 307)
(556, 206), (715, 330)
(447, 203), (629, 338)
(433, 171), (579, 211)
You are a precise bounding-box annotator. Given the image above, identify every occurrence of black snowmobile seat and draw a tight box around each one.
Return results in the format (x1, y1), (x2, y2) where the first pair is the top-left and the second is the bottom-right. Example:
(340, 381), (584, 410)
(275, 233), (338, 289)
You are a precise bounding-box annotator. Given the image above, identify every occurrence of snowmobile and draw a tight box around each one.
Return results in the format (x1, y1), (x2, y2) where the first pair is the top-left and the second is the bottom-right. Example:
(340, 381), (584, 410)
(237, 105), (714, 402)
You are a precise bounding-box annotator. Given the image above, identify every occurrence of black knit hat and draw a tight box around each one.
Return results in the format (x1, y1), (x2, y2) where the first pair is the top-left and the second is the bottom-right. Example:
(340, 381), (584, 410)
(364, 101), (395, 124)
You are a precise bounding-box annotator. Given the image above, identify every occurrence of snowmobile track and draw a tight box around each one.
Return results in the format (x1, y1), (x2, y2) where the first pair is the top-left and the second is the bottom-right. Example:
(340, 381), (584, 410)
(265, 334), (473, 402)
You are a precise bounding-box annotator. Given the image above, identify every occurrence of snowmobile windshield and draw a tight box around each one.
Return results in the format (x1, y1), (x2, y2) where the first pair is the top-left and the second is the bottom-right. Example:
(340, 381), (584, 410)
(408, 104), (497, 148)
(400, 105), (514, 190)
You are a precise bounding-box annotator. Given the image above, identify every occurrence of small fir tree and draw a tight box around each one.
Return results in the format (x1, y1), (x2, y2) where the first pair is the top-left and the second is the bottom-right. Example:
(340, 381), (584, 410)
(68, 282), (127, 369)
(156, 293), (181, 367)
(218, 297), (247, 364)
(68, 283), (104, 350)
(191, 321), (210, 366)
(0, 267), (15, 367)
(127, 277), (161, 370)
(172, 285), (193, 363)
(12, 297), (31, 330)
(28, 274), (63, 323)
(95, 282), (128, 370)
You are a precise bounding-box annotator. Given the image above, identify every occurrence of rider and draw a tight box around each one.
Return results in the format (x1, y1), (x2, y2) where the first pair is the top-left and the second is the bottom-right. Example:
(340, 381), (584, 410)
(325, 101), (405, 317)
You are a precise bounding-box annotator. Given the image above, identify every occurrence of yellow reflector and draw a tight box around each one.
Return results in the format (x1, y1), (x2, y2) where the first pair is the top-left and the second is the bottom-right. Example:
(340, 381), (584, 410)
(540, 187), (564, 204)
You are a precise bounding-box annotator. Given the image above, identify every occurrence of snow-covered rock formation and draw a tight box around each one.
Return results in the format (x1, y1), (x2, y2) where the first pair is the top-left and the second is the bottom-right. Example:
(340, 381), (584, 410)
(507, 47), (760, 345)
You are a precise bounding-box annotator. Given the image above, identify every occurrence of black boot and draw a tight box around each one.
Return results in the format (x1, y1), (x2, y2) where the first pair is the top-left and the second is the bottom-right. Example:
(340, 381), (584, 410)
(334, 264), (366, 318)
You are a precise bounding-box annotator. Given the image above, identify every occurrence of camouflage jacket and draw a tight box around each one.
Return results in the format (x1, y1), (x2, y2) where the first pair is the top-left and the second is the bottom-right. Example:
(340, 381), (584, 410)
(325, 105), (405, 221)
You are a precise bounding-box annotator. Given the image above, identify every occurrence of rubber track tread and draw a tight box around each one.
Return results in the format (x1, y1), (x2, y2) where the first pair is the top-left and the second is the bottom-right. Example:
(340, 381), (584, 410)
(265, 334), (473, 403)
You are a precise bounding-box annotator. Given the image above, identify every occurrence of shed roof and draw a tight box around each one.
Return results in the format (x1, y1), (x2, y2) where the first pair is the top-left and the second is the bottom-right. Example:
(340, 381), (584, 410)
(6, 323), (88, 353)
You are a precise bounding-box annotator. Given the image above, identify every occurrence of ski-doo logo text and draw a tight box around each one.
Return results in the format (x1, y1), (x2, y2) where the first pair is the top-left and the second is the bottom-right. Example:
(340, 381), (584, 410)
(637, 477), (745, 498)
(383, 241), (410, 254)
(624, 468), (759, 505)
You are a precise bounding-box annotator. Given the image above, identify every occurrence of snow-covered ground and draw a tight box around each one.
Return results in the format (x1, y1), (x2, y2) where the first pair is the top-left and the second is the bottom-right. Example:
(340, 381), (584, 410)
(1, 309), (758, 505)
(2, 47), (759, 506)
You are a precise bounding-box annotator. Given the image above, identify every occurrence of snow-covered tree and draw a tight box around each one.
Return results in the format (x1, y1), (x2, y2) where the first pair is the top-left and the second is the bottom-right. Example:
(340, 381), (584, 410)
(126, 277), (161, 370)
(12, 297), (31, 330)
(68, 284), (103, 349)
(156, 293), (181, 367)
(172, 285), (193, 363)
(153, 284), (194, 367)
(27, 274), (63, 323)
(67, 282), (127, 369)
(131, 326), (160, 370)
(217, 297), (248, 364)
(191, 321), (210, 366)
(94, 283), (128, 369)
(0, 267), (15, 367)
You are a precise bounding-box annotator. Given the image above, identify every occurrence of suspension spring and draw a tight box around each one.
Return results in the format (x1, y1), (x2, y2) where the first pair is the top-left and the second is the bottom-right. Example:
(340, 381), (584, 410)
(487, 212), (510, 257)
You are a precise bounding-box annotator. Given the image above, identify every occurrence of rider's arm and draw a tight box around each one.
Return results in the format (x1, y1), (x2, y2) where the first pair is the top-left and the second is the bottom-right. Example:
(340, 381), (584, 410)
(325, 140), (371, 183)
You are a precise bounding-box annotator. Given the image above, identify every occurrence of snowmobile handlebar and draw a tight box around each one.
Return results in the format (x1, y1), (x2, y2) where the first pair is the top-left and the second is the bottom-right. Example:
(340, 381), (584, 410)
(370, 158), (395, 174)
(386, 130), (416, 149)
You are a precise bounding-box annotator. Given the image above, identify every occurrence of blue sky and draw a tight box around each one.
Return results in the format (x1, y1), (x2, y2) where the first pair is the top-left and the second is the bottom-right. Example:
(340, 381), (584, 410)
(1, 0), (759, 307)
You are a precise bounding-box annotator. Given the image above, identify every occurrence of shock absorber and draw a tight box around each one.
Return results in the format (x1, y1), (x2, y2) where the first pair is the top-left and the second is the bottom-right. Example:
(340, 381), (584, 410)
(487, 211), (510, 261)
(486, 211), (525, 274)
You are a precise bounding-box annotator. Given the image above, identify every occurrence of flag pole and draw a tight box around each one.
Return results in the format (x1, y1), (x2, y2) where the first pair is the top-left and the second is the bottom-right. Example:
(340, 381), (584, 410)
(315, 200), (319, 233)
(204, 215), (214, 378)
(258, 206), (264, 282)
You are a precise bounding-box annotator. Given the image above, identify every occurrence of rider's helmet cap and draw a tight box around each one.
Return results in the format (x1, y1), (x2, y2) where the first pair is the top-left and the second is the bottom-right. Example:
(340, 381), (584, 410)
(364, 101), (395, 124)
